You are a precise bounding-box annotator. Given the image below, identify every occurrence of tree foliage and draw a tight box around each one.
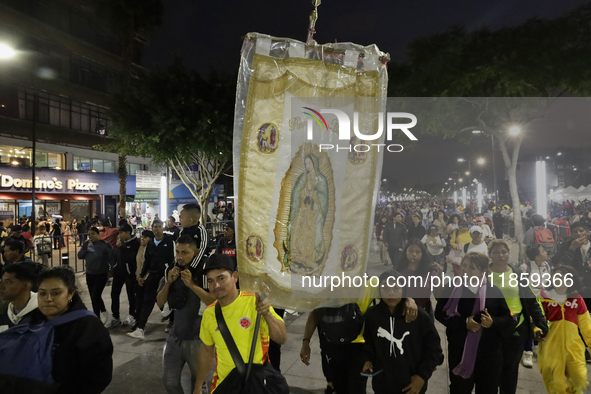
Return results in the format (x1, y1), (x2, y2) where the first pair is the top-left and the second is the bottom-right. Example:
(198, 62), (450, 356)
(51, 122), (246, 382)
(387, 4), (591, 260)
(105, 58), (236, 222)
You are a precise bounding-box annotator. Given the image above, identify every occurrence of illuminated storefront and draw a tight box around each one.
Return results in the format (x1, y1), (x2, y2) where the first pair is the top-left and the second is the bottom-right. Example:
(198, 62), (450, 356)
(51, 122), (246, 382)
(0, 166), (135, 223)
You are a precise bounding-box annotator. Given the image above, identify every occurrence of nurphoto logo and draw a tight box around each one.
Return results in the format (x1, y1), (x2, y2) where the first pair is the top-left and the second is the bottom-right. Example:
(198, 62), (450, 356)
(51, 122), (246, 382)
(302, 107), (418, 153)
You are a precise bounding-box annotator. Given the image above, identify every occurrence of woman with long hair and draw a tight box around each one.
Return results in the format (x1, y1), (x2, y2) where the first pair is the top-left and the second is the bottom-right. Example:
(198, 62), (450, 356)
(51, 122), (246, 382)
(396, 239), (442, 312)
(435, 252), (513, 394)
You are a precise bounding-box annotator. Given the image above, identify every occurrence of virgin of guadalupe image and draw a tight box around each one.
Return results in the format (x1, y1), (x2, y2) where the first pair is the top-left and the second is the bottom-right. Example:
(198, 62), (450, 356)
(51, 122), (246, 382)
(283, 153), (329, 274)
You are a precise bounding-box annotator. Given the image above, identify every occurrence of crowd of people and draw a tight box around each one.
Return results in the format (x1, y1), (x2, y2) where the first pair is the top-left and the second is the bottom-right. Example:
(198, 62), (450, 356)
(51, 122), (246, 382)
(1, 197), (591, 393)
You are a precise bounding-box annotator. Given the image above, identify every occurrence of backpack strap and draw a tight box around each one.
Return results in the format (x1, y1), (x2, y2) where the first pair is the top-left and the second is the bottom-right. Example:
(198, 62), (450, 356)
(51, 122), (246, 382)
(46, 310), (95, 327)
(215, 302), (247, 378)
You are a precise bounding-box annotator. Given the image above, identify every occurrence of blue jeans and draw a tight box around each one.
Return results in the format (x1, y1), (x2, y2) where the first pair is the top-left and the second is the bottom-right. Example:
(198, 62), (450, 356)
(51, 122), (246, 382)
(162, 335), (213, 394)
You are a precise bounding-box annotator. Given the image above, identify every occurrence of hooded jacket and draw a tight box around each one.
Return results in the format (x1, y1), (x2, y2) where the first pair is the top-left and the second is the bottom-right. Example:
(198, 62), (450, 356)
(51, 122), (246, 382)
(114, 237), (140, 277)
(30, 296), (113, 394)
(77, 240), (113, 275)
(0, 292), (38, 332)
(363, 302), (443, 393)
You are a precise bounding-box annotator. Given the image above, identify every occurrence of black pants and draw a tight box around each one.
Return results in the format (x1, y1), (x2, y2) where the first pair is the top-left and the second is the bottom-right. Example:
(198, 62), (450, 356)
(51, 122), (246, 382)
(137, 272), (163, 330)
(318, 327), (332, 383)
(269, 308), (285, 371)
(324, 342), (367, 394)
(500, 325), (527, 394)
(387, 247), (403, 268)
(53, 235), (63, 249)
(111, 274), (137, 320)
(86, 272), (108, 316)
(448, 347), (502, 394)
(79, 233), (87, 246)
(134, 281), (145, 321)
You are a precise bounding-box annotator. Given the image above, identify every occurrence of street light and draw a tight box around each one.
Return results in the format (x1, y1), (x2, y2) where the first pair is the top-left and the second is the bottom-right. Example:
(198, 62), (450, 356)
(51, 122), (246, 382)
(557, 152), (562, 156)
(457, 158), (466, 162)
(0, 43), (15, 59)
(509, 126), (521, 136)
(459, 178), (463, 182)
(465, 171), (470, 176)
(477, 158), (485, 165)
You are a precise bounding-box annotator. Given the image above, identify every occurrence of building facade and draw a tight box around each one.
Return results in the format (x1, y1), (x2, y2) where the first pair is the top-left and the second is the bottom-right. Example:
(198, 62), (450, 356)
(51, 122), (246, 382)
(0, 0), (152, 225)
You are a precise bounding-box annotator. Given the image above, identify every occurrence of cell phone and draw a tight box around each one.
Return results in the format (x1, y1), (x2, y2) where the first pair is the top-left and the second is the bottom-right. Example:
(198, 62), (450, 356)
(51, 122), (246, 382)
(360, 369), (383, 377)
(472, 310), (486, 324)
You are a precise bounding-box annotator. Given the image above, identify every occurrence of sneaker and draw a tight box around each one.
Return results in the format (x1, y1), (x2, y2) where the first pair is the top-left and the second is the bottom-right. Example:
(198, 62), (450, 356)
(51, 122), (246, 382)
(127, 328), (145, 339)
(122, 316), (136, 326)
(100, 311), (109, 326)
(164, 320), (173, 333)
(105, 318), (121, 329)
(324, 386), (335, 394)
(521, 351), (533, 368)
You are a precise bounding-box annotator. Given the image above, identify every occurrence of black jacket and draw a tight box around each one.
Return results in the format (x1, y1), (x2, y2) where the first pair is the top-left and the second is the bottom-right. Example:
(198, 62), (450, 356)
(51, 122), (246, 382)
(383, 222), (408, 249)
(552, 236), (591, 278)
(179, 224), (208, 270)
(435, 284), (513, 361)
(140, 235), (175, 277)
(363, 302), (443, 393)
(407, 223), (426, 241)
(77, 240), (113, 275)
(114, 237), (140, 277)
(163, 226), (180, 242)
(31, 297), (113, 394)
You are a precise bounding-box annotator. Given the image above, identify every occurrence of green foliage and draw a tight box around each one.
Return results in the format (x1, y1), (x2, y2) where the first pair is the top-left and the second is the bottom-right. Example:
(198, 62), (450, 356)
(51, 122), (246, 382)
(104, 58), (235, 166)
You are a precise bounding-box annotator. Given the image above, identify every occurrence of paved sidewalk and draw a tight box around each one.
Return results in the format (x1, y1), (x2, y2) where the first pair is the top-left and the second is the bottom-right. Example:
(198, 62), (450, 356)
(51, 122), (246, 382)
(73, 240), (591, 393)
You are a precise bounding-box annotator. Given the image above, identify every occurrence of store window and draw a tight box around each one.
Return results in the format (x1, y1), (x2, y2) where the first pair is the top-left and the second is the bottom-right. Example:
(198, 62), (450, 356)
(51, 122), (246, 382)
(73, 157), (115, 173)
(127, 163), (143, 175)
(0, 145), (63, 169)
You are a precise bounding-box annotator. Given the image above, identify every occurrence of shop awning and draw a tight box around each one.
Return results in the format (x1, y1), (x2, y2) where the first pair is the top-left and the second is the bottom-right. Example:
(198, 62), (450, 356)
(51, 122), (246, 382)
(0, 193), (100, 201)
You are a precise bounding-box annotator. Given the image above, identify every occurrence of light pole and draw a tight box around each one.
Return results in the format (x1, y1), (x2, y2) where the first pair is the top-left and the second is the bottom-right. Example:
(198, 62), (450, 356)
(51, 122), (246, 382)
(536, 159), (547, 217)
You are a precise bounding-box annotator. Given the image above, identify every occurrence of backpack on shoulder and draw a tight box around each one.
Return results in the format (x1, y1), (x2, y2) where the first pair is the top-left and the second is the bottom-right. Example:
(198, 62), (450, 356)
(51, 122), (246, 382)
(0, 310), (95, 394)
(534, 227), (557, 256)
(317, 303), (364, 344)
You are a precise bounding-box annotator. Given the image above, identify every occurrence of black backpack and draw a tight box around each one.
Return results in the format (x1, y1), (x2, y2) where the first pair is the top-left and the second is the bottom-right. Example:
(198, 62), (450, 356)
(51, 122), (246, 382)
(317, 303), (364, 344)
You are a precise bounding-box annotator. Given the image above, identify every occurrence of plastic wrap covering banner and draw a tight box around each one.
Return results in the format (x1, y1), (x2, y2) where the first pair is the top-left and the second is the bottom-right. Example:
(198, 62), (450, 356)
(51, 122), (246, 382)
(232, 33), (388, 311)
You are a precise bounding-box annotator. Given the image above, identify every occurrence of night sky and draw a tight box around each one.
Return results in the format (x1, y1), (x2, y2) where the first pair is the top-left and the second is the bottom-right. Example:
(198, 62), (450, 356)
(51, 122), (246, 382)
(143, 0), (591, 189)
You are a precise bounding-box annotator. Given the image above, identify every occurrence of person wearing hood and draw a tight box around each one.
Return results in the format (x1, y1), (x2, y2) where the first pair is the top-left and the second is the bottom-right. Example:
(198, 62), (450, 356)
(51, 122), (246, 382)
(78, 226), (114, 325)
(31, 266), (113, 394)
(435, 252), (513, 394)
(0, 262), (40, 332)
(362, 270), (443, 394)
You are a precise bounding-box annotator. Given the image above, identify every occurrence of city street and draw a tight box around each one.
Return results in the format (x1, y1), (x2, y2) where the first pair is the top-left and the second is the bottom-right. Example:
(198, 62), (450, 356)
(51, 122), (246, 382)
(69, 240), (589, 394)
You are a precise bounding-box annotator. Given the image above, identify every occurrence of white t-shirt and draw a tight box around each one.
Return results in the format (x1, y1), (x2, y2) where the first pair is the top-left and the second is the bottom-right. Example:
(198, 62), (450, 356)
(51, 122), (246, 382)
(421, 208), (429, 219)
(421, 234), (446, 256)
(465, 241), (488, 256)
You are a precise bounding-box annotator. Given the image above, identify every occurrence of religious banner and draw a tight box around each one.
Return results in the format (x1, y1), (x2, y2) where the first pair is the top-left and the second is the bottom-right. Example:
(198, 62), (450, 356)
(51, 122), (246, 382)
(233, 33), (388, 310)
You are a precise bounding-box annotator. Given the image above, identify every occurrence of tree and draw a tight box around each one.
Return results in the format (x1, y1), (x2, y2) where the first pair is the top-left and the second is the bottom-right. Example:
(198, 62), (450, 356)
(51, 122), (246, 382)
(105, 58), (235, 225)
(99, 0), (163, 219)
(388, 4), (591, 260)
